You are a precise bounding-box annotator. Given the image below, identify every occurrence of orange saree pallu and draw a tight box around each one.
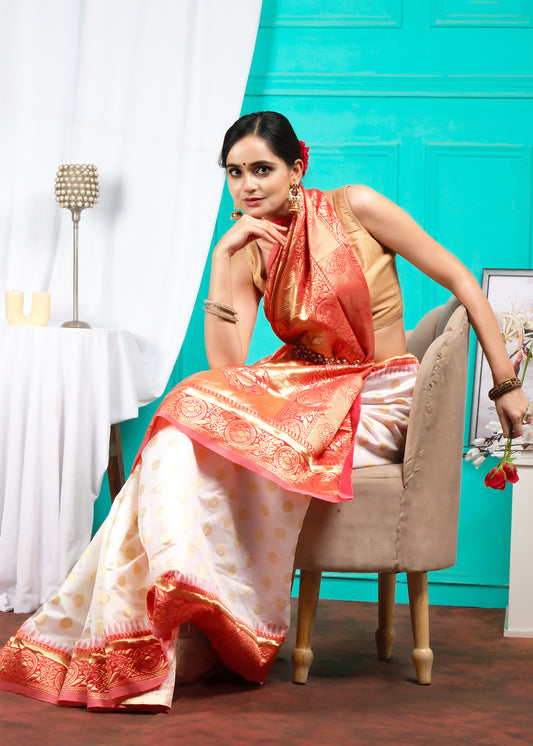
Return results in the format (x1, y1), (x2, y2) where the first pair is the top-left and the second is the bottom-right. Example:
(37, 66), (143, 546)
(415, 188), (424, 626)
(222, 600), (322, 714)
(139, 188), (377, 503)
(0, 187), (417, 710)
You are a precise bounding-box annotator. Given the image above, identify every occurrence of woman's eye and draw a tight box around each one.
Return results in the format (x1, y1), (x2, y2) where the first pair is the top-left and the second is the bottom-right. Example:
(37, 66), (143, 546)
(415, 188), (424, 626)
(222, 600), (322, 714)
(256, 166), (271, 175)
(228, 168), (241, 177)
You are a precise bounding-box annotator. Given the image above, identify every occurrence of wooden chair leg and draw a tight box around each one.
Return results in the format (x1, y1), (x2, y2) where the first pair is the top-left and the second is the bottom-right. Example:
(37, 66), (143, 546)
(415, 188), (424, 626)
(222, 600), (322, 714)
(407, 571), (433, 685)
(108, 423), (125, 503)
(292, 570), (322, 685)
(375, 572), (396, 660)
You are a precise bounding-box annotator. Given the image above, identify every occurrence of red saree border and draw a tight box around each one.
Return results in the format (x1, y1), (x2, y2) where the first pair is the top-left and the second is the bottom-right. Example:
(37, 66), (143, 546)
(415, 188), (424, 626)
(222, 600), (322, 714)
(148, 571), (285, 684)
(0, 568), (287, 708)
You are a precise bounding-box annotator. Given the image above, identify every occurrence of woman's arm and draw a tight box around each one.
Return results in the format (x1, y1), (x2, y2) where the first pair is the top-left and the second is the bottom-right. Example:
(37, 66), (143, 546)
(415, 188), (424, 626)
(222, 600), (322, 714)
(346, 184), (530, 438)
(205, 215), (288, 369)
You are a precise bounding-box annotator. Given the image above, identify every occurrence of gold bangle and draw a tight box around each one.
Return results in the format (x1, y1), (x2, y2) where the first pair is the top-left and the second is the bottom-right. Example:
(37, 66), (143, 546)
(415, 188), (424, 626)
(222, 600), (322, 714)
(203, 299), (237, 316)
(488, 377), (522, 401)
(203, 306), (237, 323)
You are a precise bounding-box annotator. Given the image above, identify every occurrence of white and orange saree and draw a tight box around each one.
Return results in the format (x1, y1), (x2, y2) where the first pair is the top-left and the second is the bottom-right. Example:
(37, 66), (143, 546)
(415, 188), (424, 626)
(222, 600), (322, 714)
(0, 189), (418, 710)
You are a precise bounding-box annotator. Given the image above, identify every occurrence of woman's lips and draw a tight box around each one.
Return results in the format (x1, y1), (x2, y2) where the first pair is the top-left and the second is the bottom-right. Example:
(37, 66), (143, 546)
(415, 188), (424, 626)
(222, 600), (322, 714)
(244, 198), (263, 206)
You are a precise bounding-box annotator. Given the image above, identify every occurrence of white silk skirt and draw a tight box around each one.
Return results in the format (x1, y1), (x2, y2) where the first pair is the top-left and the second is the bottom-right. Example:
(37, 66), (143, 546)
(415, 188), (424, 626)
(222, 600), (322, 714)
(0, 358), (418, 711)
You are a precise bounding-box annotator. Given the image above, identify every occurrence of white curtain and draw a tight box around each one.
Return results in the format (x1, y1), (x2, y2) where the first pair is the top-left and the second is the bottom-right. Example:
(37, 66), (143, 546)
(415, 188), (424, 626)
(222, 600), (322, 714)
(0, 0), (262, 612)
(0, 0), (262, 400)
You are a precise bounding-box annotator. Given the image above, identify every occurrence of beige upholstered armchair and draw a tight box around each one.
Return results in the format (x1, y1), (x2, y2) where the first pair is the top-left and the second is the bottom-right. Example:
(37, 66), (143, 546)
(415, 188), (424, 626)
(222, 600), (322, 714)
(293, 297), (470, 686)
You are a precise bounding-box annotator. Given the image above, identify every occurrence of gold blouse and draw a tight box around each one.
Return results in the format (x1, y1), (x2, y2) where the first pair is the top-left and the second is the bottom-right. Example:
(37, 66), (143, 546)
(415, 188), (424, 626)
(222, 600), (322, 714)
(244, 185), (404, 331)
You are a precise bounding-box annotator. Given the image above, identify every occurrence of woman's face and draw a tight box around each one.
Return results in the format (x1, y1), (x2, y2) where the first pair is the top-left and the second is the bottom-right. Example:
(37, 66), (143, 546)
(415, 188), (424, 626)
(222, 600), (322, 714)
(225, 135), (302, 220)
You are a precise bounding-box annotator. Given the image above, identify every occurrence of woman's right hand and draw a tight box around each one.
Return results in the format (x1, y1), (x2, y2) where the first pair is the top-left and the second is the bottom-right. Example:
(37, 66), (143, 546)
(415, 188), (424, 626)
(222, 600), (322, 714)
(213, 215), (288, 260)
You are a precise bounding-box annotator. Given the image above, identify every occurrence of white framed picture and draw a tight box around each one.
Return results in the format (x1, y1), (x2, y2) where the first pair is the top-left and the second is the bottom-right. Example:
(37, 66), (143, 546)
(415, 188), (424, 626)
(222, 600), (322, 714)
(469, 268), (533, 444)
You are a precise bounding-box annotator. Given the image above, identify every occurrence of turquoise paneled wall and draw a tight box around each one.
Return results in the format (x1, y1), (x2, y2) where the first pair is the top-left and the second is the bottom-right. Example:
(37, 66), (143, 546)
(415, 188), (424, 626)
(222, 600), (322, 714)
(95, 0), (533, 608)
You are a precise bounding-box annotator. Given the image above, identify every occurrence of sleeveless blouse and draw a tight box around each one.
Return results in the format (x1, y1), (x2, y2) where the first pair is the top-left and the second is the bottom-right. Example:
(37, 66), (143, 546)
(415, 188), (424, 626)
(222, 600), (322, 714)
(244, 186), (403, 331)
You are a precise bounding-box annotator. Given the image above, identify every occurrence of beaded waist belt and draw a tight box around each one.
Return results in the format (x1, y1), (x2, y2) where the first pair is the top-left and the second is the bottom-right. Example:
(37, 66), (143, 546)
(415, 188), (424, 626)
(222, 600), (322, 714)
(293, 342), (354, 366)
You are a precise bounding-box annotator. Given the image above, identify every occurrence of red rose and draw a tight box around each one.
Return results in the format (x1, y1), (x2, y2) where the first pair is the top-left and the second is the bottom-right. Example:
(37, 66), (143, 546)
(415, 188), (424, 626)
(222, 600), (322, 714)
(484, 467), (507, 490)
(502, 462), (519, 484)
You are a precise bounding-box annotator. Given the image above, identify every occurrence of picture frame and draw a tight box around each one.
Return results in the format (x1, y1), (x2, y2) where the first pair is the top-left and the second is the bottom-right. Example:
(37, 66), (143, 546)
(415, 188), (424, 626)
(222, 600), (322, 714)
(469, 268), (533, 444)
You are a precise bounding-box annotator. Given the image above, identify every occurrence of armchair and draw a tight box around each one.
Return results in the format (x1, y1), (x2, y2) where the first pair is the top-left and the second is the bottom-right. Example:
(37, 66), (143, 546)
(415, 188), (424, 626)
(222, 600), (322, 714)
(293, 297), (470, 686)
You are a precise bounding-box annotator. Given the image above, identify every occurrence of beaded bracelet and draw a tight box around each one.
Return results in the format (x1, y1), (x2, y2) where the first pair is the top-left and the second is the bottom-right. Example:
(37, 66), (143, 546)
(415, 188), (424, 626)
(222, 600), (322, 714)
(488, 377), (522, 401)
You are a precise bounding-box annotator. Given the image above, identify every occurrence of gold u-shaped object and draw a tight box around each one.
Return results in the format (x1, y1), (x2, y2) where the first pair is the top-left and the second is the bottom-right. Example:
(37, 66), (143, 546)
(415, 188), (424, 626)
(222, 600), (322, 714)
(5, 291), (51, 326)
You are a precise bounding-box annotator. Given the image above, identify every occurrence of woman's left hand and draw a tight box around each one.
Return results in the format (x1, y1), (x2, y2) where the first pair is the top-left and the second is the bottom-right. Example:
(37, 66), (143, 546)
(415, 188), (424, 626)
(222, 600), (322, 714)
(494, 387), (531, 438)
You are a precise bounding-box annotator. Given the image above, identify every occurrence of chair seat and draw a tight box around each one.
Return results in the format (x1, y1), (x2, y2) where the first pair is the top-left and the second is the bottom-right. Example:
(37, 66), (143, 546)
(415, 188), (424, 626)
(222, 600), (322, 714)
(295, 463), (404, 573)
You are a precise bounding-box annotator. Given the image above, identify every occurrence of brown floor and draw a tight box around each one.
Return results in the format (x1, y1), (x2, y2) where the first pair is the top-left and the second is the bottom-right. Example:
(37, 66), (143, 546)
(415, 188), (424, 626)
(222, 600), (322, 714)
(1, 600), (532, 746)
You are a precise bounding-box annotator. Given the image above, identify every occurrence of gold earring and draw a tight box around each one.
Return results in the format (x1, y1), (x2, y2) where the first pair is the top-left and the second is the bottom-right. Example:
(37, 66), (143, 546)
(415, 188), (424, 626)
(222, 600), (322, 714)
(288, 184), (300, 215)
(230, 205), (242, 220)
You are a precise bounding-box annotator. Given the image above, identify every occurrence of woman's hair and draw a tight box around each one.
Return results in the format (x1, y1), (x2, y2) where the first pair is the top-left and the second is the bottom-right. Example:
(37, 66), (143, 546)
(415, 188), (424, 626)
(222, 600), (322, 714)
(219, 111), (300, 169)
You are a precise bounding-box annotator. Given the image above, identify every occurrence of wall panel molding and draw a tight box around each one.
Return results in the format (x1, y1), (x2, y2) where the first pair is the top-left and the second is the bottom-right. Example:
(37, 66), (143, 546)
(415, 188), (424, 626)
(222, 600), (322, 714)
(310, 143), (399, 200)
(424, 143), (532, 246)
(260, 0), (403, 27)
(430, 0), (532, 27)
(246, 73), (533, 98)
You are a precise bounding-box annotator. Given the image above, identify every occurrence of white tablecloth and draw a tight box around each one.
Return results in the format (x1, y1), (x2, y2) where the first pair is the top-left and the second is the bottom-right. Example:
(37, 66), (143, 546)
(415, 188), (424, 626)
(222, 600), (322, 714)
(0, 326), (150, 612)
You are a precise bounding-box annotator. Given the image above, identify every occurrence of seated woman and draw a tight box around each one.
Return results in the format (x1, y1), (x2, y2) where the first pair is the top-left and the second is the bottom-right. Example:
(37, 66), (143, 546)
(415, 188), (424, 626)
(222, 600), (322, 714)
(0, 112), (529, 712)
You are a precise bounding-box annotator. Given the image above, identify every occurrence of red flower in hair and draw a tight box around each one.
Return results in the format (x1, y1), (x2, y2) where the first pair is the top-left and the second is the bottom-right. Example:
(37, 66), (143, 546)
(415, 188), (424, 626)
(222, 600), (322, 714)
(299, 140), (310, 174)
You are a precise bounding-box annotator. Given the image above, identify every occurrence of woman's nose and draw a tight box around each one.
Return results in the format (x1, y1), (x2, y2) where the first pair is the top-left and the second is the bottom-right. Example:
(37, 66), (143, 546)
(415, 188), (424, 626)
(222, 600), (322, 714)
(243, 172), (256, 191)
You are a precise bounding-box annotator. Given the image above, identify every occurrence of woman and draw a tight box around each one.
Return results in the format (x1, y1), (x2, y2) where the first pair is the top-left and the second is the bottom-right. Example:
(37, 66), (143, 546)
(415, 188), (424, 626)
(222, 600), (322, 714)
(0, 112), (529, 711)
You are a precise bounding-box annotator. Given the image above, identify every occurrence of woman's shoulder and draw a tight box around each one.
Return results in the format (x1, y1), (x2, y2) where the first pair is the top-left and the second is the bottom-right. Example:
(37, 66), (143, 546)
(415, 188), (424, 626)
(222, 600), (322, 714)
(323, 185), (380, 220)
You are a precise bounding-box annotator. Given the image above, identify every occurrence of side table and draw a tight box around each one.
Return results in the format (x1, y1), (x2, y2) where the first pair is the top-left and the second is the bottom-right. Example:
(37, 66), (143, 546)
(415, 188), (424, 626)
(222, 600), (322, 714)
(0, 325), (147, 612)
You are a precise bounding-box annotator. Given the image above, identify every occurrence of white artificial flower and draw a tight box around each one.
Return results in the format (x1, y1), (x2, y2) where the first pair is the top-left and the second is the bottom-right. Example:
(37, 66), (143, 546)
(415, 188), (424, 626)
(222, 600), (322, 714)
(486, 421), (502, 434)
(472, 438), (487, 446)
(473, 454), (487, 468)
(524, 427), (533, 444)
(465, 448), (480, 461)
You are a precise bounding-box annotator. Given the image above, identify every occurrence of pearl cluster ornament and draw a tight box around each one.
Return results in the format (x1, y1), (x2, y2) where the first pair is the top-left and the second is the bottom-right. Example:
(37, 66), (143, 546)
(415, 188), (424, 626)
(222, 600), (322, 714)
(55, 164), (99, 210)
